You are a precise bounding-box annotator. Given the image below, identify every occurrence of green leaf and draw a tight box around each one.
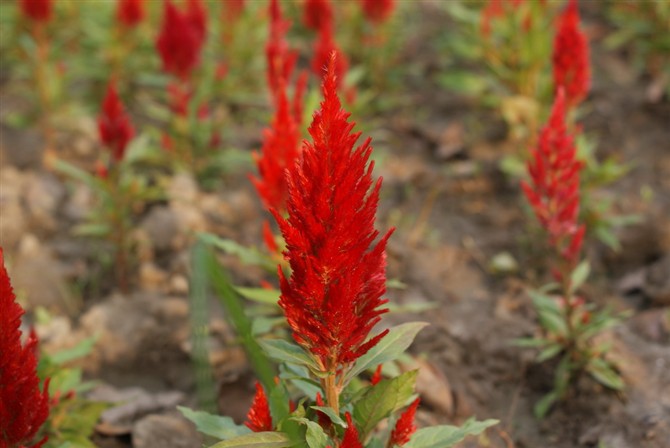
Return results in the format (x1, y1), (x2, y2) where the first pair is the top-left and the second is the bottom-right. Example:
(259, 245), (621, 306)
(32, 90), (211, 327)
(536, 344), (562, 363)
(199, 233), (275, 271)
(569, 261), (590, 294)
(208, 432), (293, 448)
(73, 223), (112, 237)
(50, 336), (97, 365)
(512, 337), (548, 348)
(290, 418), (329, 448)
(346, 322), (428, 383)
(586, 358), (625, 391)
(178, 406), (251, 440)
(259, 339), (320, 372)
(236, 287), (281, 305)
(309, 407), (348, 428)
(534, 391), (559, 419)
(404, 418), (498, 448)
(353, 370), (418, 439)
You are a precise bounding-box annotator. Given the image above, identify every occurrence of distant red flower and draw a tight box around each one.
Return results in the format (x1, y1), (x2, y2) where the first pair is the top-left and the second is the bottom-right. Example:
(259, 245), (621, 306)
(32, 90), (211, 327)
(370, 364), (383, 385)
(250, 82), (301, 213)
(311, 25), (348, 89)
(156, 0), (207, 81)
(245, 382), (272, 432)
(553, 0), (590, 109)
(222, 0), (245, 23)
(273, 55), (392, 370)
(521, 88), (585, 267)
(20, 0), (52, 23)
(167, 82), (192, 117)
(266, 0), (298, 100)
(389, 398), (420, 446)
(314, 393), (331, 430)
(116, 0), (144, 27)
(304, 0), (333, 31)
(360, 0), (395, 24)
(480, 0), (525, 36)
(0, 247), (50, 448)
(98, 81), (135, 162)
(341, 413), (364, 448)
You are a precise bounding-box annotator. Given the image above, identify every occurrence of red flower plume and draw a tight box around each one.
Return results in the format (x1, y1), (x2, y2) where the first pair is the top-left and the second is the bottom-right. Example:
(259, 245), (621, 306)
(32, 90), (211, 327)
(341, 413), (364, 448)
(20, 0), (52, 23)
(311, 25), (348, 90)
(0, 248), (50, 448)
(553, 0), (590, 109)
(156, 0), (207, 81)
(304, 0), (333, 31)
(360, 0), (395, 24)
(389, 398), (420, 446)
(244, 382), (272, 432)
(116, 0), (144, 27)
(98, 81), (135, 162)
(273, 55), (392, 370)
(266, 0), (298, 100)
(250, 83), (302, 213)
(521, 88), (585, 267)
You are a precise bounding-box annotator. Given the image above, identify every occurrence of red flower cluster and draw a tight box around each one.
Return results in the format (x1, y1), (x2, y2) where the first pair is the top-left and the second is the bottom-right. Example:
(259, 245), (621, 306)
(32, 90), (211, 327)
(304, 0), (333, 31)
(0, 248), (50, 448)
(389, 398), (420, 446)
(98, 81), (135, 162)
(360, 0), (395, 24)
(273, 56), (392, 370)
(245, 382), (273, 432)
(19, 0), (52, 23)
(339, 413), (363, 448)
(553, 0), (590, 109)
(266, 0), (298, 100)
(156, 0), (207, 81)
(521, 89), (585, 267)
(312, 25), (348, 90)
(116, 0), (144, 28)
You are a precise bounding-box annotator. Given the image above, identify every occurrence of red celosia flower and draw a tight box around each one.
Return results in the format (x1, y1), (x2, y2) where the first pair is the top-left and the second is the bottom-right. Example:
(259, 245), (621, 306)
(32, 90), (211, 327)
(292, 70), (308, 124)
(273, 55), (392, 370)
(521, 88), (585, 267)
(250, 83), (302, 214)
(156, 0), (207, 81)
(370, 364), (383, 385)
(314, 392), (331, 430)
(311, 25), (348, 89)
(553, 0), (590, 109)
(304, 0), (333, 31)
(266, 0), (298, 100)
(0, 248), (50, 448)
(262, 220), (279, 254)
(360, 0), (395, 24)
(341, 413), (364, 448)
(98, 81), (135, 162)
(389, 398), (420, 446)
(116, 0), (144, 27)
(20, 0), (52, 23)
(244, 382), (273, 432)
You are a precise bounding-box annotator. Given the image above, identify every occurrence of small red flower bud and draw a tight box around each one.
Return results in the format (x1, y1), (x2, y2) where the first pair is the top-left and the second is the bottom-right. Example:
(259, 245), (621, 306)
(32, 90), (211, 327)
(20, 0), (52, 23)
(341, 413), (364, 448)
(370, 364), (383, 385)
(97, 81), (135, 162)
(389, 398), (420, 446)
(116, 0), (144, 28)
(244, 382), (273, 432)
(360, 0), (395, 24)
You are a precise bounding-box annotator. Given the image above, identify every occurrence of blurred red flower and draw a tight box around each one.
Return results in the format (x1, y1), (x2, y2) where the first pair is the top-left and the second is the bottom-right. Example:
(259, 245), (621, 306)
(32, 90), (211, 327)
(98, 81), (135, 162)
(116, 0), (144, 27)
(340, 413), (364, 448)
(0, 248), (50, 448)
(553, 0), (590, 109)
(20, 0), (52, 23)
(304, 0), (333, 31)
(360, 0), (395, 24)
(244, 382), (272, 432)
(389, 398), (420, 446)
(521, 88), (585, 266)
(266, 0), (298, 100)
(273, 55), (392, 370)
(156, 0), (207, 81)
(311, 25), (348, 90)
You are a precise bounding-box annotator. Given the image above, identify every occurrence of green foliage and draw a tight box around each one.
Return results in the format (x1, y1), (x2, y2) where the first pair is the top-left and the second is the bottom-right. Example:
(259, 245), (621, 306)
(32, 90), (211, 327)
(178, 406), (251, 440)
(403, 418), (499, 448)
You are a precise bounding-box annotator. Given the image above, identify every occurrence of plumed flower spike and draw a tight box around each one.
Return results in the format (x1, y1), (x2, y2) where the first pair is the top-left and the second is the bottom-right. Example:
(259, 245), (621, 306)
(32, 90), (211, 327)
(117, 0), (145, 28)
(341, 413), (364, 448)
(244, 382), (273, 432)
(273, 54), (393, 370)
(0, 247), (50, 448)
(311, 24), (348, 90)
(553, 0), (590, 109)
(20, 0), (53, 23)
(360, 0), (395, 24)
(521, 88), (585, 267)
(98, 81), (135, 163)
(266, 0), (298, 100)
(156, 0), (207, 81)
(389, 398), (420, 446)
(304, 0), (333, 31)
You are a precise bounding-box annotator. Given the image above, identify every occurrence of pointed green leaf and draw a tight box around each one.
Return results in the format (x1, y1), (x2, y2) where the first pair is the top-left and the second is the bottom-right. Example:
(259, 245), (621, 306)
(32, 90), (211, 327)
(586, 358), (625, 391)
(346, 322), (428, 383)
(569, 261), (590, 294)
(236, 287), (281, 305)
(259, 339), (320, 372)
(534, 391), (559, 419)
(208, 432), (293, 448)
(178, 406), (251, 440)
(290, 418), (329, 448)
(309, 406), (348, 428)
(404, 418), (498, 448)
